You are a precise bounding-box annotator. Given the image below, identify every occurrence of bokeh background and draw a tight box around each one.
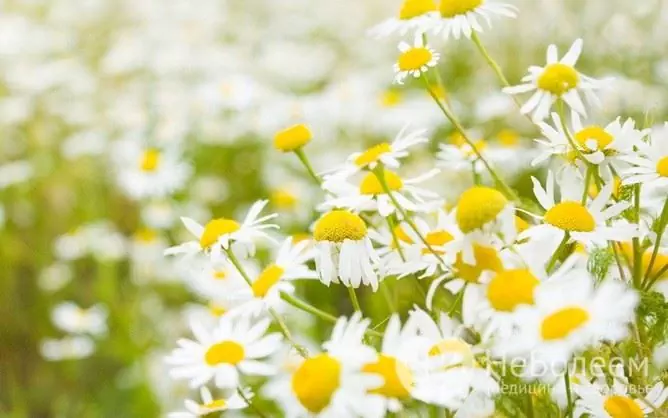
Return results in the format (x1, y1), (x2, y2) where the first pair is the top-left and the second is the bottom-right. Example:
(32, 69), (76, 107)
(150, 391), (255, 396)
(2, 0), (668, 416)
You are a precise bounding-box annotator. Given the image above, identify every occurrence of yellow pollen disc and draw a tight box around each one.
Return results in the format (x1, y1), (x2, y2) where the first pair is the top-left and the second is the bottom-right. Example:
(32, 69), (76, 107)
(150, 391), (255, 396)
(208, 303), (227, 317)
(271, 189), (298, 210)
(498, 129), (520, 147)
(212, 270), (227, 280)
(540, 307), (589, 341)
(399, 0), (437, 19)
(355, 143), (392, 167)
(657, 156), (668, 177)
(449, 132), (466, 146)
(421, 230), (454, 255)
(314, 210), (367, 243)
(603, 395), (643, 418)
(202, 399), (227, 410)
(362, 354), (414, 399)
(515, 216), (530, 232)
(455, 187), (508, 233)
(199, 218), (241, 249)
(589, 177), (621, 200)
(274, 124), (312, 152)
(454, 245), (503, 283)
(252, 265), (285, 298)
(359, 170), (403, 195)
(398, 47), (433, 71)
(428, 338), (476, 367)
(380, 90), (403, 107)
(393, 225), (414, 245)
(574, 126), (613, 151)
(139, 148), (160, 172)
(135, 228), (157, 243)
(440, 0), (483, 17)
(292, 354), (341, 413)
(544, 201), (596, 232)
(537, 63), (579, 96)
(204, 341), (245, 366)
(486, 269), (539, 312)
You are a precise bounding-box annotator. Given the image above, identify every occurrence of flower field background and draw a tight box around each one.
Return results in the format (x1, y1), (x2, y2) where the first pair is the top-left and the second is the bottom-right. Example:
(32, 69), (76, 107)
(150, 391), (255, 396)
(2, 0), (668, 417)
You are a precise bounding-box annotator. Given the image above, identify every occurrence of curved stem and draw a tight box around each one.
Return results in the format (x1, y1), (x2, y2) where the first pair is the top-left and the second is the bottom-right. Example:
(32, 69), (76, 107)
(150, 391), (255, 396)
(293, 147), (322, 185)
(237, 387), (268, 418)
(547, 232), (570, 273)
(347, 286), (362, 313)
(643, 197), (668, 286)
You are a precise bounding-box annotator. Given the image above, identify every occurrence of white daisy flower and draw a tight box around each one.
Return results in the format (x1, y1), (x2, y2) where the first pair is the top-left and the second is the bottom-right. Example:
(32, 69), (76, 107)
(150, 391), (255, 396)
(574, 364), (668, 418)
(186, 258), (253, 304)
(534, 112), (647, 166)
(323, 125), (429, 181)
(393, 34), (440, 84)
(368, 0), (438, 38)
(504, 39), (608, 122)
(51, 302), (108, 336)
(497, 274), (638, 382)
(429, 0), (518, 40)
(264, 313), (385, 418)
(164, 200), (278, 261)
(405, 308), (500, 412)
(226, 237), (318, 318)
(113, 139), (191, 200)
(524, 171), (639, 247)
(312, 210), (380, 291)
(437, 138), (491, 174)
(168, 386), (251, 418)
(621, 122), (668, 191)
(321, 168), (442, 217)
(166, 315), (282, 389)
(40, 336), (95, 361)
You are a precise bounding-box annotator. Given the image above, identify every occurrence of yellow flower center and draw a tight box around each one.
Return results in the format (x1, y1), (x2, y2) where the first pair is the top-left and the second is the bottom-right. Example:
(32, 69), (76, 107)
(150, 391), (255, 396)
(292, 354), (341, 413)
(202, 399), (227, 410)
(314, 210), (367, 243)
(428, 338), (476, 367)
(498, 129), (520, 147)
(454, 245), (503, 283)
(139, 148), (160, 172)
(537, 63), (579, 96)
(544, 201), (596, 232)
(398, 47), (433, 71)
(355, 143), (392, 167)
(399, 0), (437, 19)
(204, 340), (245, 366)
(134, 228), (157, 243)
(574, 126), (613, 151)
(462, 140), (487, 158)
(589, 177), (622, 200)
(271, 189), (298, 210)
(440, 0), (483, 17)
(199, 218), (241, 249)
(515, 216), (530, 232)
(359, 170), (403, 195)
(657, 156), (668, 177)
(393, 225), (414, 246)
(212, 270), (227, 280)
(604, 395), (643, 418)
(379, 90), (403, 108)
(274, 124), (312, 152)
(362, 354), (414, 399)
(486, 269), (539, 312)
(422, 230), (454, 255)
(621, 244), (668, 282)
(455, 187), (508, 233)
(252, 265), (285, 298)
(540, 307), (589, 341)
(208, 303), (227, 317)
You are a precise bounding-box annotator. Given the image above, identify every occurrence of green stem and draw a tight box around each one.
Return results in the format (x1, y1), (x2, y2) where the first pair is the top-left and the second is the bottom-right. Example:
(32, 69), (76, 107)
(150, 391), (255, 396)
(293, 147), (322, 185)
(421, 75), (518, 201)
(547, 232), (570, 273)
(279, 291), (383, 338)
(632, 184), (643, 289)
(564, 368), (574, 418)
(237, 387), (268, 418)
(526, 392), (535, 418)
(643, 197), (668, 286)
(225, 249), (253, 286)
(470, 32), (512, 87)
(347, 286), (362, 313)
(268, 307), (308, 358)
(582, 165), (593, 204)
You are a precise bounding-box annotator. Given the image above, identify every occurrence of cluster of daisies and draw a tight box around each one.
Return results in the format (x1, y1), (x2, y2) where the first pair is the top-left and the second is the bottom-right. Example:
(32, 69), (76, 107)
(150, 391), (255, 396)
(158, 1), (668, 417)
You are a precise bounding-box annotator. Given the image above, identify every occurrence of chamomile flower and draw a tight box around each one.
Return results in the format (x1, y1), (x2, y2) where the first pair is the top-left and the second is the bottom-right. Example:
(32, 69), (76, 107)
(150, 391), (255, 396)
(265, 313), (385, 418)
(226, 237), (318, 317)
(405, 308), (500, 411)
(166, 316), (282, 389)
(113, 139), (191, 200)
(524, 171), (638, 247)
(498, 274), (637, 381)
(429, 0), (518, 40)
(40, 336), (95, 361)
(165, 200), (278, 261)
(621, 122), (668, 191)
(437, 138), (490, 174)
(393, 35), (440, 84)
(186, 258), (252, 303)
(574, 364), (668, 418)
(368, 0), (438, 38)
(504, 39), (607, 122)
(312, 210), (380, 291)
(321, 168), (442, 217)
(323, 125), (429, 181)
(168, 387), (251, 418)
(51, 302), (108, 336)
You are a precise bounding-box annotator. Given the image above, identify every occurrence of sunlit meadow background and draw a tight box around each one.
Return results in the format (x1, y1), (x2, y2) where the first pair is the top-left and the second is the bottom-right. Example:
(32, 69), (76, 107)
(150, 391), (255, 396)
(1, 0), (668, 416)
